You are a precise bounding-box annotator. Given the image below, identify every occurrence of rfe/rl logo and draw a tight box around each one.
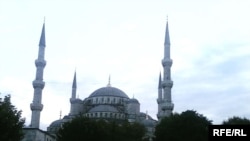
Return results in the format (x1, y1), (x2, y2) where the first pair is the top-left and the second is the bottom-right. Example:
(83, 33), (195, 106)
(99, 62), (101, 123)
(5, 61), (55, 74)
(209, 125), (250, 141)
(213, 129), (247, 136)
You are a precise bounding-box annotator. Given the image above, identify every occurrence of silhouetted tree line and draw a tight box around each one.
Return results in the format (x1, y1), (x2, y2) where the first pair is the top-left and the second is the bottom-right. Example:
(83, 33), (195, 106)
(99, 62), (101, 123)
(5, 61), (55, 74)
(0, 94), (250, 141)
(56, 116), (146, 141)
(154, 110), (250, 141)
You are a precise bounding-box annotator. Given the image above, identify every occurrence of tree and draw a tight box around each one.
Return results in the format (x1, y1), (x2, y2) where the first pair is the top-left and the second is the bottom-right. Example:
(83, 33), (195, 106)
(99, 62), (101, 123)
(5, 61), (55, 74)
(0, 94), (25, 141)
(56, 116), (146, 141)
(119, 121), (146, 141)
(154, 110), (212, 141)
(222, 116), (250, 125)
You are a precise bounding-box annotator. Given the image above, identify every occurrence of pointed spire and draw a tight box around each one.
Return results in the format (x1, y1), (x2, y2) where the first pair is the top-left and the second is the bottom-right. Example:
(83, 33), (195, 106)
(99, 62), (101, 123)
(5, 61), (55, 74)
(164, 19), (170, 46)
(107, 75), (111, 87)
(146, 111), (149, 120)
(59, 110), (62, 119)
(158, 72), (162, 89)
(39, 20), (46, 47)
(72, 71), (77, 88)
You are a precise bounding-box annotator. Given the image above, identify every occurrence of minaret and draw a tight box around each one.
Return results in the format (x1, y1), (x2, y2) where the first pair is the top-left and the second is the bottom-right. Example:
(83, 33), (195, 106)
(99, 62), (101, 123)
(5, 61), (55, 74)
(157, 20), (174, 120)
(72, 71), (77, 99)
(30, 22), (46, 128)
(157, 72), (163, 115)
(158, 72), (162, 100)
(70, 71), (77, 115)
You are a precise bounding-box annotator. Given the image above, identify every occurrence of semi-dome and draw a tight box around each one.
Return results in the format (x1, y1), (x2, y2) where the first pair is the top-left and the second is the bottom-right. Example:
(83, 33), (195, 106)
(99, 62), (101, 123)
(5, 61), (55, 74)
(48, 116), (71, 127)
(128, 98), (139, 104)
(89, 86), (129, 98)
(49, 119), (63, 128)
(47, 116), (71, 133)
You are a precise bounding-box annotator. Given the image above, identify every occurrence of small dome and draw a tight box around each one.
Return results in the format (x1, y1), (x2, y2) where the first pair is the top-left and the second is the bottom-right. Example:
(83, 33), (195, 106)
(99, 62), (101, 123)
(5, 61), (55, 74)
(128, 98), (139, 104)
(89, 105), (118, 113)
(48, 116), (71, 128)
(49, 119), (63, 128)
(89, 86), (129, 98)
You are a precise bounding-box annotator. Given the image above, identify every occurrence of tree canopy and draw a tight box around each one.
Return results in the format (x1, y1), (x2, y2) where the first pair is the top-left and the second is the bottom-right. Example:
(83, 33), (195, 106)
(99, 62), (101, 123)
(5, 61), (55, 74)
(154, 110), (212, 141)
(56, 116), (146, 141)
(222, 116), (250, 125)
(0, 94), (25, 141)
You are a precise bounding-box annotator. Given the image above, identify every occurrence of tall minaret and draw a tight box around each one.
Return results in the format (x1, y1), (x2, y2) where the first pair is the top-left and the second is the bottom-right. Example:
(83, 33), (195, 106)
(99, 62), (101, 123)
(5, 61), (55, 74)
(157, 20), (174, 120)
(71, 71), (77, 100)
(70, 71), (77, 115)
(30, 22), (46, 128)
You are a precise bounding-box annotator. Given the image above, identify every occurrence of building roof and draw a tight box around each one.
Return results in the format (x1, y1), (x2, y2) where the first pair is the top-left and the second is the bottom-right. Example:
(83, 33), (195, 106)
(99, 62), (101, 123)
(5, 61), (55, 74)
(48, 116), (71, 128)
(89, 86), (129, 98)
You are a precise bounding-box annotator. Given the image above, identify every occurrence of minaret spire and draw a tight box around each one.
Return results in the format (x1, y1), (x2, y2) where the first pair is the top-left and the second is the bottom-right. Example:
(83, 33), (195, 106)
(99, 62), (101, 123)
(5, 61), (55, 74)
(158, 72), (162, 89)
(157, 19), (174, 120)
(107, 75), (111, 87)
(164, 20), (170, 58)
(72, 71), (77, 99)
(72, 71), (77, 88)
(30, 21), (47, 128)
(158, 72), (162, 99)
(39, 22), (46, 47)
(70, 71), (77, 115)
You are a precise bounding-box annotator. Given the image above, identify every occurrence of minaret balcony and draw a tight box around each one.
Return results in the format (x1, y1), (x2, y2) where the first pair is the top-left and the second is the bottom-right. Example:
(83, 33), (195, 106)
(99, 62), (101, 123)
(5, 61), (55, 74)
(35, 59), (46, 67)
(32, 80), (45, 89)
(70, 98), (82, 104)
(161, 102), (174, 111)
(30, 103), (43, 111)
(162, 80), (173, 88)
(162, 58), (172, 67)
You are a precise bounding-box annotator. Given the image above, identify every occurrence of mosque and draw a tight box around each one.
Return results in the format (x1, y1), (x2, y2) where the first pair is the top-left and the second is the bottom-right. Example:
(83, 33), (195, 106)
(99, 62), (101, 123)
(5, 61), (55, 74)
(22, 20), (174, 141)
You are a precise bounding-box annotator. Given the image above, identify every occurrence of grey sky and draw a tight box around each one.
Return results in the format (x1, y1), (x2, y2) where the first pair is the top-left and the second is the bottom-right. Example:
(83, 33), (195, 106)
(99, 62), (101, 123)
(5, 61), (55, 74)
(0, 0), (250, 130)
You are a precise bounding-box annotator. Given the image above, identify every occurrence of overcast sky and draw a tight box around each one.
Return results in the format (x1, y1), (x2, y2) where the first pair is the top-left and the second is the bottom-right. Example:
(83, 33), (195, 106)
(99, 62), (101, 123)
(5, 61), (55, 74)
(0, 0), (250, 130)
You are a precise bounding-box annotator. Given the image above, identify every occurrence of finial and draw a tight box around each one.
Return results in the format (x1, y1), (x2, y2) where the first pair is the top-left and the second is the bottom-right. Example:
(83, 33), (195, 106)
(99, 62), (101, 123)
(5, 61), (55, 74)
(146, 111), (149, 120)
(43, 16), (46, 23)
(59, 110), (62, 119)
(166, 15), (168, 22)
(107, 75), (111, 87)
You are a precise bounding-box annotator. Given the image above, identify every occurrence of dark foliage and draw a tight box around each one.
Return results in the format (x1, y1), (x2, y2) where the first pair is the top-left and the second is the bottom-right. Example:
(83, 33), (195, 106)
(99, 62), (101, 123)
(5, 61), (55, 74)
(56, 116), (146, 141)
(222, 116), (250, 125)
(154, 110), (212, 141)
(0, 95), (25, 141)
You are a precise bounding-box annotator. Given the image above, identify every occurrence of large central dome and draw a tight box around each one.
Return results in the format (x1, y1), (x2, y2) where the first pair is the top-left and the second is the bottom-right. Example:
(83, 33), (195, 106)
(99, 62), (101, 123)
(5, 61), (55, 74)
(89, 86), (129, 98)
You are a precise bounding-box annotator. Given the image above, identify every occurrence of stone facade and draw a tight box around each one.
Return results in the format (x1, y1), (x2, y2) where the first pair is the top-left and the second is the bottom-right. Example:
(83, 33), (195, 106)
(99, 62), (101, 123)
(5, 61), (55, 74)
(22, 128), (55, 141)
